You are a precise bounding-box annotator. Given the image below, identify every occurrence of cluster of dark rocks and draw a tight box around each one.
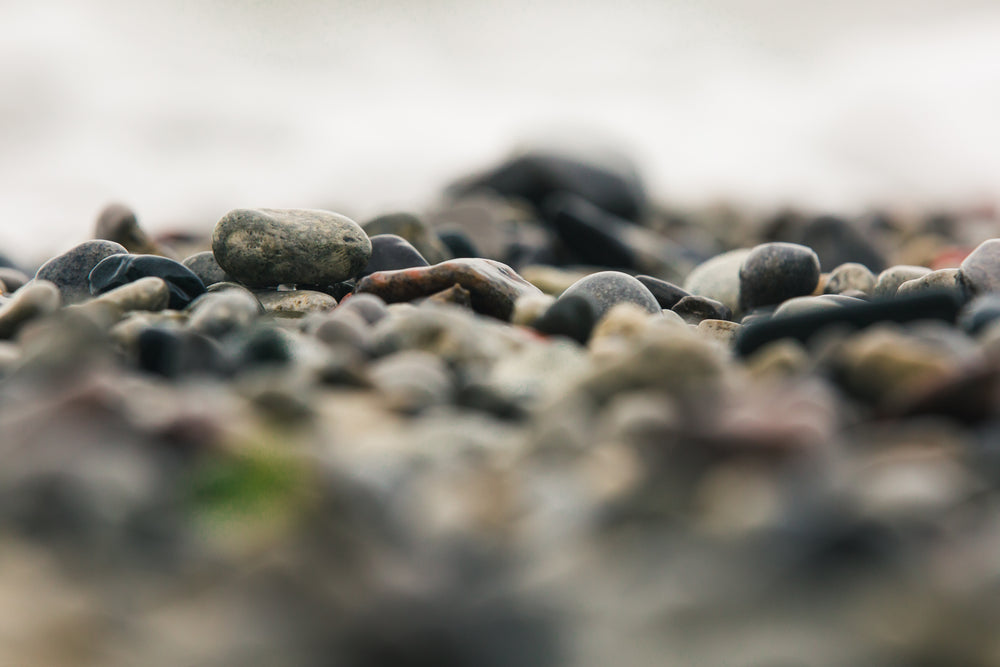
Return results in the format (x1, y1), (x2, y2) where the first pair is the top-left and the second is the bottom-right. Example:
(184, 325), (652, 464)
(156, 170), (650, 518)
(3, 150), (1000, 665)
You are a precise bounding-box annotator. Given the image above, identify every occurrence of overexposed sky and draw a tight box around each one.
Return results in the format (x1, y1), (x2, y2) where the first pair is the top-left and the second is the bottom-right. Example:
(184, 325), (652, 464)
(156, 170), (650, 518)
(2, 0), (1000, 263)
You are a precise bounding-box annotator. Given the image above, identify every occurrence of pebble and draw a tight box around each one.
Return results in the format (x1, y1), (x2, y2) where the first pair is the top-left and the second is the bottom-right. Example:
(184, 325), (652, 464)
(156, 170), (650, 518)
(336, 293), (389, 325)
(361, 212), (450, 265)
(182, 251), (230, 286)
(532, 293), (598, 344)
(510, 293), (556, 327)
(94, 202), (165, 255)
(958, 294), (1000, 335)
(959, 238), (1000, 296)
(437, 228), (479, 259)
(558, 271), (661, 320)
(795, 214), (886, 272)
(873, 265), (932, 298)
(88, 275), (171, 314)
(187, 290), (262, 338)
(213, 208), (372, 287)
(0, 267), (30, 294)
(136, 327), (230, 378)
(896, 268), (966, 300)
(824, 262), (876, 295)
(34, 240), (129, 304)
(358, 234), (430, 279)
(89, 253), (206, 310)
(635, 275), (691, 309)
(0, 281), (61, 339)
(422, 283), (473, 309)
(355, 258), (542, 320)
(255, 289), (338, 315)
(368, 351), (454, 413)
(696, 319), (742, 346)
(738, 242), (821, 312)
(672, 295), (731, 324)
(450, 149), (647, 221)
(306, 309), (370, 352)
(772, 294), (863, 318)
(683, 248), (751, 316)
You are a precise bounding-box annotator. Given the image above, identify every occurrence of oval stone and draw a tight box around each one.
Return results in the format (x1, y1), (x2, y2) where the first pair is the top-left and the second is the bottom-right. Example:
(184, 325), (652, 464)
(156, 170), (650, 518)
(35, 240), (129, 304)
(739, 242), (821, 312)
(559, 271), (660, 320)
(213, 208), (372, 288)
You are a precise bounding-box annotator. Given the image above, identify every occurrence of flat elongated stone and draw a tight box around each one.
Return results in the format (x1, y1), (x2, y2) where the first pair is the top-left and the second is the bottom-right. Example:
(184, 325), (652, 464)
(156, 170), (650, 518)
(90, 276), (170, 313)
(35, 240), (128, 304)
(354, 258), (542, 320)
(255, 289), (337, 314)
(213, 208), (372, 288)
(672, 295), (731, 324)
(874, 265), (932, 298)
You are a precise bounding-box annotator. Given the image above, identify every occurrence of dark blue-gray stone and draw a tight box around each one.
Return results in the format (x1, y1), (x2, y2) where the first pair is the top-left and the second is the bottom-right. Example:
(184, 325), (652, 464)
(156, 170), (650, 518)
(89, 254), (206, 310)
(738, 242), (821, 312)
(358, 234), (430, 279)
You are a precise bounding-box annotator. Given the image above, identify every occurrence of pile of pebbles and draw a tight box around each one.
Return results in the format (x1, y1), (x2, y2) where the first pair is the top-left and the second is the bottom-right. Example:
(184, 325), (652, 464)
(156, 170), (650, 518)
(4, 151), (1000, 665)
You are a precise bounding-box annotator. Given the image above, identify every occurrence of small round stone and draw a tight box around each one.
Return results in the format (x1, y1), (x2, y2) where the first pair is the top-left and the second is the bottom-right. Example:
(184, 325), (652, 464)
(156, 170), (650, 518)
(559, 271), (661, 320)
(825, 262), (876, 295)
(35, 240), (129, 304)
(358, 234), (429, 279)
(213, 208), (372, 288)
(89, 254), (206, 310)
(960, 238), (1000, 296)
(182, 251), (230, 286)
(533, 294), (598, 345)
(874, 265), (932, 298)
(94, 202), (163, 255)
(738, 242), (821, 312)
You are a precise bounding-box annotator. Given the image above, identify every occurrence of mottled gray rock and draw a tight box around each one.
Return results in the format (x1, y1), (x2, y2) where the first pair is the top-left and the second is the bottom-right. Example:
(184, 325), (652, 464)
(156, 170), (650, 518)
(255, 289), (338, 315)
(739, 242), (820, 312)
(960, 238), (1000, 296)
(897, 268), (966, 300)
(559, 271), (660, 321)
(0, 280), (61, 338)
(683, 248), (751, 316)
(874, 265), (932, 298)
(213, 208), (372, 288)
(35, 240), (129, 303)
(182, 251), (230, 286)
(825, 262), (876, 295)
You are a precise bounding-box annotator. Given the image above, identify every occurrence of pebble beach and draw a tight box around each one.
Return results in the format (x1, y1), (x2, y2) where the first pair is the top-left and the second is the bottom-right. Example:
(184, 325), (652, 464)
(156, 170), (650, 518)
(3, 148), (1000, 665)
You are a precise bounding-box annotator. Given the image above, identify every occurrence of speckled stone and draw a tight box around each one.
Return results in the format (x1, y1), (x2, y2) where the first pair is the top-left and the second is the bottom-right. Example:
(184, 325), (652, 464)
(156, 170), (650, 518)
(182, 251), (230, 286)
(738, 242), (821, 312)
(213, 208), (372, 288)
(672, 295), (731, 324)
(897, 268), (966, 300)
(559, 271), (660, 320)
(358, 234), (430, 279)
(89, 254), (206, 310)
(959, 238), (1000, 296)
(683, 248), (751, 316)
(0, 281), (61, 339)
(361, 212), (449, 265)
(94, 202), (164, 255)
(355, 258), (542, 320)
(874, 265), (932, 298)
(34, 240), (129, 304)
(825, 262), (876, 295)
(255, 289), (338, 315)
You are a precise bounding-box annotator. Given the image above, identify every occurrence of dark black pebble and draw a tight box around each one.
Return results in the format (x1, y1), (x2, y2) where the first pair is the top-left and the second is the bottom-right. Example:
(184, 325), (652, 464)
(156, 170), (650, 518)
(544, 192), (640, 269)
(438, 229), (480, 259)
(635, 275), (691, 310)
(358, 234), (430, 279)
(89, 254), (206, 310)
(137, 327), (230, 378)
(532, 294), (598, 345)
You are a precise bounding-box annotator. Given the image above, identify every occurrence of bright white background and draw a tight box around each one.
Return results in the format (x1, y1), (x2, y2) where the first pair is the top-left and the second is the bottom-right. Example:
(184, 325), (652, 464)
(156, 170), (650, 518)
(3, 0), (1000, 263)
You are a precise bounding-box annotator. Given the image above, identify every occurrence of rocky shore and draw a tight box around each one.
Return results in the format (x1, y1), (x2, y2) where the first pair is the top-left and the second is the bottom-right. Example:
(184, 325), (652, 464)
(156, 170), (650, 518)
(3, 151), (1000, 665)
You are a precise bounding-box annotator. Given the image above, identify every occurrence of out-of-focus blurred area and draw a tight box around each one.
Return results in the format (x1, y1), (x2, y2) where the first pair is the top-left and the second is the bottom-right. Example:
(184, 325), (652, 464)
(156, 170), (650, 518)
(3, 0), (1000, 263)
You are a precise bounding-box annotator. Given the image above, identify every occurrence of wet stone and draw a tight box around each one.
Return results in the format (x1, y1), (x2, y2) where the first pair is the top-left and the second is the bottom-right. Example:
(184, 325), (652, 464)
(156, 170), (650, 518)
(89, 254), (206, 310)
(636, 275), (691, 310)
(672, 295), (731, 324)
(34, 240), (129, 304)
(825, 262), (876, 295)
(0, 281), (61, 339)
(213, 208), (372, 288)
(358, 234), (430, 279)
(874, 265), (932, 298)
(739, 242), (821, 312)
(559, 271), (660, 320)
(361, 212), (449, 265)
(959, 238), (1000, 296)
(182, 251), (230, 286)
(354, 258), (542, 320)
